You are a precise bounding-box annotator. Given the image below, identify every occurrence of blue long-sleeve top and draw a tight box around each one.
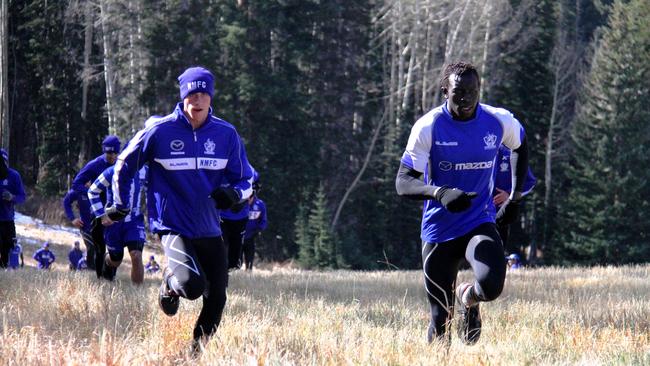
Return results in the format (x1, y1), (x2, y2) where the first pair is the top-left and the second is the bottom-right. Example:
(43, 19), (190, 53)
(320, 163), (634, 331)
(33, 248), (55, 269)
(68, 248), (83, 268)
(62, 189), (93, 231)
(494, 145), (536, 205)
(112, 104), (253, 239)
(71, 154), (114, 194)
(244, 198), (267, 239)
(0, 168), (26, 221)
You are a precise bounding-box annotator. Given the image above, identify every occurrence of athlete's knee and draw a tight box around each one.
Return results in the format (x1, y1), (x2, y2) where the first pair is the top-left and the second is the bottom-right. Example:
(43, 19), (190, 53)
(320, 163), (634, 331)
(172, 271), (206, 300)
(107, 250), (123, 265)
(475, 276), (505, 301)
(129, 249), (142, 262)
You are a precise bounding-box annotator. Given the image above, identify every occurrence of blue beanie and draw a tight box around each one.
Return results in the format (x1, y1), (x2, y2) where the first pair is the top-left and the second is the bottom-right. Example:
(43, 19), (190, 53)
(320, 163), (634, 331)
(178, 67), (215, 100)
(102, 135), (121, 153)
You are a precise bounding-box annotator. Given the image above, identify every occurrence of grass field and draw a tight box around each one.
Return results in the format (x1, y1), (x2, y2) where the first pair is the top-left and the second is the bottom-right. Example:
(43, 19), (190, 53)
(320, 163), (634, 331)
(2, 222), (650, 365)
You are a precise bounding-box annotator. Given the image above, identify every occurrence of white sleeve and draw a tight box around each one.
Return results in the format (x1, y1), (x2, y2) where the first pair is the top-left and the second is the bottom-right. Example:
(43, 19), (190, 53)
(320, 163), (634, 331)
(490, 107), (523, 150)
(403, 116), (433, 173)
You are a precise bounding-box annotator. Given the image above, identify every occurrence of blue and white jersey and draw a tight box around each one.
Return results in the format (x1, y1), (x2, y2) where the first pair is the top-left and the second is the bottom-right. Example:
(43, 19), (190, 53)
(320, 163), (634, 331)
(220, 165), (257, 221)
(33, 248), (55, 269)
(244, 198), (267, 239)
(401, 102), (525, 243)
(88, 166), (143, 223)
(8, 243), (22, 269)
(494, 145), (536, 206)
(113, 104), (253, 239)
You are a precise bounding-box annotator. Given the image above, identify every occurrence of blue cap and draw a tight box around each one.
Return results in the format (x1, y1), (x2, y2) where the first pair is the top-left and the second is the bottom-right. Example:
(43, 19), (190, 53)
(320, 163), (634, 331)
(507, 253), (520, 261)
(0, 148), (8, 161)
(102, 135), (121, 153)
(178, 67), (215, 100)
(43, 242), (50, 248)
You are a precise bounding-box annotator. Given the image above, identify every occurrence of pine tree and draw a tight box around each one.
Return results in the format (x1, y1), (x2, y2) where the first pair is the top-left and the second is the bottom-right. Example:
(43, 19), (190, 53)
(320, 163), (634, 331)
(557, 0), (650, 264)
(295, 189), (315, 268)
(308, 185), (336, 269)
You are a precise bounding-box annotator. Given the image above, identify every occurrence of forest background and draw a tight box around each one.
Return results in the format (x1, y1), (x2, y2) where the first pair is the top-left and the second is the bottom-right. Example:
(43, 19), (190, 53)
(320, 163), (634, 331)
(1, 0), (649, 269)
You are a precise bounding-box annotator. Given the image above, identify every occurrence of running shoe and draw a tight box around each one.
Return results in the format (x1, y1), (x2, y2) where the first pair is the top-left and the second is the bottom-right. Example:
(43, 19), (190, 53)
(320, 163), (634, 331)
(158, 267), (180, 316)
(455, 282), (481, 345)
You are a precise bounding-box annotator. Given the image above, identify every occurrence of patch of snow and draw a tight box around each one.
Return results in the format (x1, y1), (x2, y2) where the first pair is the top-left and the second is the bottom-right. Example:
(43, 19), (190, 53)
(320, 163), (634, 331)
(15, 211), (79, 235)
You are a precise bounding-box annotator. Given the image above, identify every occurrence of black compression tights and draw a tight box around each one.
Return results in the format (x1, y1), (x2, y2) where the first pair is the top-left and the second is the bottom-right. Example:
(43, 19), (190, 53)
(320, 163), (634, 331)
(161, 234), (229, 341)
(421, 222), (506, 342)
(221, 218), (248, 270)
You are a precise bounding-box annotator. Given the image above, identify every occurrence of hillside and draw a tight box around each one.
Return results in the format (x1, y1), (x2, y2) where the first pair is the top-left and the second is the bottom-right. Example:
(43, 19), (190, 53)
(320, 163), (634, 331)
(1, 214), (649, 365)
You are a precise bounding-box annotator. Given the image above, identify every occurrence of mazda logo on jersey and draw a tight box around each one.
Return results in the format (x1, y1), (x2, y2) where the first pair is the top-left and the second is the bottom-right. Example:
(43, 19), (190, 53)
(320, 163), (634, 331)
(170, 140), (184, 151)
(439, 161), (453, 171)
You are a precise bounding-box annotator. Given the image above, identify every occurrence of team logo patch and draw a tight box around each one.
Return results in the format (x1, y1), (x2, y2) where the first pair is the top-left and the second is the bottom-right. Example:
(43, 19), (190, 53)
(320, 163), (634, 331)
(483, 132), (497, 150)
(170, 140), (184, 151)
(500, 162), (509, 172)
(439, 161), (453, 171)
(204, 138), (216, 155)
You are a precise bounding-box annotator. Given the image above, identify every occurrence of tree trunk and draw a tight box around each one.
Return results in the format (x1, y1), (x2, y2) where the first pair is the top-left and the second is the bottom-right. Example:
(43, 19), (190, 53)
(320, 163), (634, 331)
(0, 0), (9, 148)
(100, 0), (116, 135)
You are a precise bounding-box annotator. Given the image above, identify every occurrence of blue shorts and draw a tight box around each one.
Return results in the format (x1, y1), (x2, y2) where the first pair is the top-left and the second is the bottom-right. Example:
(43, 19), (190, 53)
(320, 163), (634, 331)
(105, 221), (145, 254)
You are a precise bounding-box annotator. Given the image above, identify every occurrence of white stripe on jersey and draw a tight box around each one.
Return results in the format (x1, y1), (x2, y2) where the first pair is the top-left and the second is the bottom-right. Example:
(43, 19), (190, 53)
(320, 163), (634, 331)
(197, 157), (228, 170)
(154, 158), (196, 170)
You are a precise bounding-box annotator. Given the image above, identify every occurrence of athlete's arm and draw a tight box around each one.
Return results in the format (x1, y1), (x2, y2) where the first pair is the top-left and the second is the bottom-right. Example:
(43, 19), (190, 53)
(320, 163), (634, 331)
(113, 128), (153, 210)
(10, 173), (26, 204)
(509, 136), (529, 201)
(62, 190), (77, 221)
(259, 201), (268, 231)
(88, 169), (111, 218)
(223, 135), (254, 201)
(395, 162), (438, 200)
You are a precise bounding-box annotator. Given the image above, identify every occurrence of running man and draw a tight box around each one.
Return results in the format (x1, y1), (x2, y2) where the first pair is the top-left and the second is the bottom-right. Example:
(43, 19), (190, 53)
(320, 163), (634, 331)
(395, 61), (530, 345)
(110, 66), (253, 352)
(493, 145), (536, 259)
(0, 149), (26, 268)
(221, 166), (257, 270)
(70, 135), (121, 271)
(242, 189), (267, 271)
(62, 188), (96, 270)
(88, 165), (145, 283)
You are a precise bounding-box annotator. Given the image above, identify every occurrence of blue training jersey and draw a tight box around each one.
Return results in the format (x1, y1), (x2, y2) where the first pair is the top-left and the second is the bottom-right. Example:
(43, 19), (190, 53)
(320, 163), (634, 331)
(8, 244), (22, 269)
(71, 155), (114, 194)
(401, 102), (525, 243)
(494, 145), (536, 206)
(33, 248), (55, 269)
(68, 248), (84, 268)
(62, 189), (93, 232)
(244, 198), (267, 239)
(0, 168), (26, 221)
(112, 104), (253, 239)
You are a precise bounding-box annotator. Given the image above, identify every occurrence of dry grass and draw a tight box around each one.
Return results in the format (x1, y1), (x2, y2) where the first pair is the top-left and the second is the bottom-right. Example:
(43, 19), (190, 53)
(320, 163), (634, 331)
(3, 222), (650, 365)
